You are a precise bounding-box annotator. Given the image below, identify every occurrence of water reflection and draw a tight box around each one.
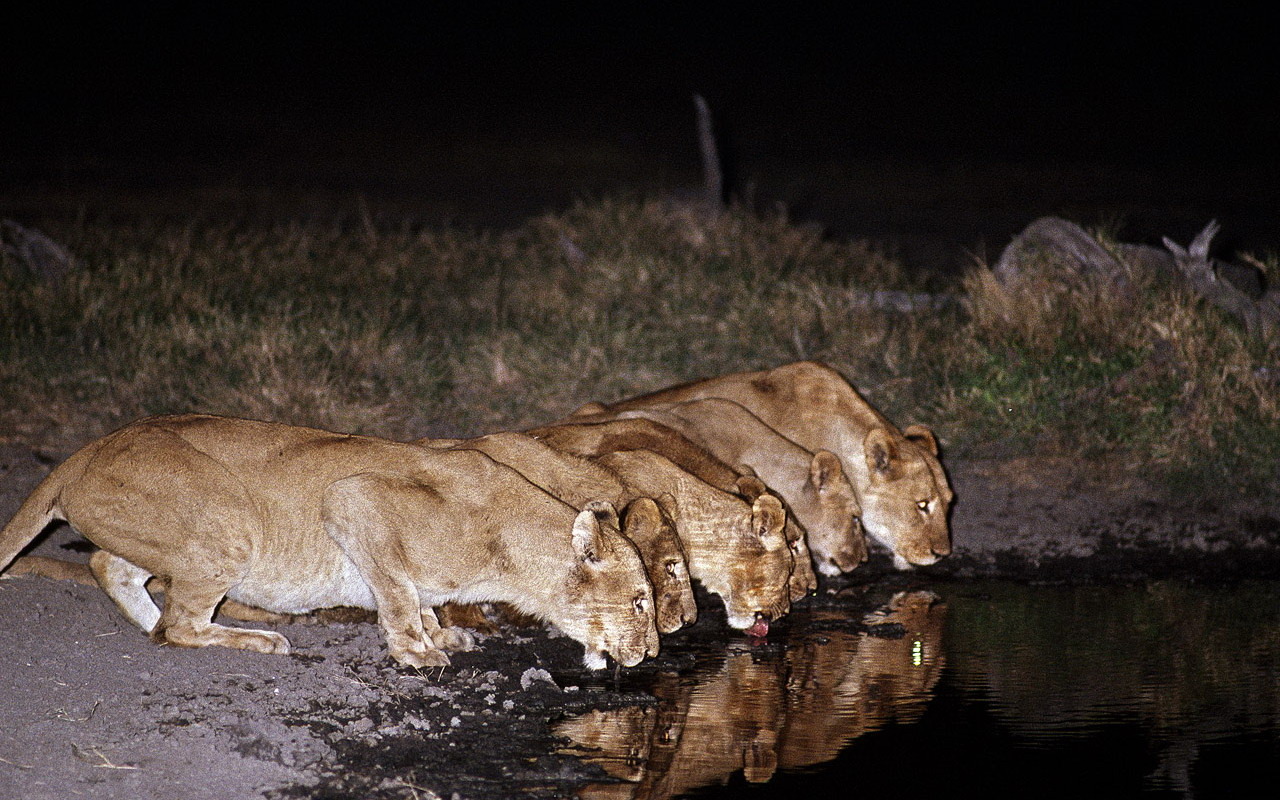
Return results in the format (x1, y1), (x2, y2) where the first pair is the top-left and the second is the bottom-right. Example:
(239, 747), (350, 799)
(556, 590), (947, 798)
(945, 581), (1280, 796)
(558, 581), (1280, 799)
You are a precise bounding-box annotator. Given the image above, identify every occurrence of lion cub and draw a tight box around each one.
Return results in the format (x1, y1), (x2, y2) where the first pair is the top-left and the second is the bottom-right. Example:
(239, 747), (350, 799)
(0, 414), (659, 670)
(571, 361), (954, 570)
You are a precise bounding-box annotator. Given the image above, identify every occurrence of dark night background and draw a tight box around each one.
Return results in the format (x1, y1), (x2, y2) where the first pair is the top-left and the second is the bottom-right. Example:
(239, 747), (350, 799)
(3, 2), (1277, 274)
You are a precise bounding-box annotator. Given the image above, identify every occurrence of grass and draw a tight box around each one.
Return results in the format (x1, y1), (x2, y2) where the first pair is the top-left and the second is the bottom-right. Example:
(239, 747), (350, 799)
(1, 197), (1275, 497)
(932, 243), (1279, 494)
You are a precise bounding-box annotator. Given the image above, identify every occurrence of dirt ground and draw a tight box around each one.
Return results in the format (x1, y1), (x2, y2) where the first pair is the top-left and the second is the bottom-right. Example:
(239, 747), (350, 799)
(1, 440), (1278, 800)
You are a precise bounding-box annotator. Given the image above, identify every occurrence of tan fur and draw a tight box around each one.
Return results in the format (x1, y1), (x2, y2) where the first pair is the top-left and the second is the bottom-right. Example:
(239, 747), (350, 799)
(598, 398), (868, 576)
(0, 414), (659, 670)
(10, 556), (495, 630)
(591, 449), (793, 632)
(526, 418), (745, 490)
(560, 649), (786, 797)
(558, 705), (660, 785)
(434, 602), (501, 634)
(3, 556), (377, 624)
(12, 545), (383, 629)
(729, 475), (819, 601)
(417, 431), (698, 634)
(569, 361), (954, 569)
(525, 418), (818, 600)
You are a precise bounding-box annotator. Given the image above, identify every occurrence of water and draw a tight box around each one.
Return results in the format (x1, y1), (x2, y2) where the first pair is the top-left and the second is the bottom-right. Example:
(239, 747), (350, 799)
(556, 582), (1280, 798)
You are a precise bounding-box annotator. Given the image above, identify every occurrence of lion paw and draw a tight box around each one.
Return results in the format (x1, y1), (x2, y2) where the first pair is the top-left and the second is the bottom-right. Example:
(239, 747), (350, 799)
(392, 645), (451, 669)
(231, 629), (291, 655)
(432, 626), (476, 653)
(254, 631), (292, 655)
(166, 625), (291, 655)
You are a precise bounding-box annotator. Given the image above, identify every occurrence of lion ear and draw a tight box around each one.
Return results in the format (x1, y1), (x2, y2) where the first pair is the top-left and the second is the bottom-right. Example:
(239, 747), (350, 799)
(750, 494), (787, 551)
(582, 499), (620, 530)
(620, 497), (663, 547)
(863, 428), (900, 480)
(903, 424), (939, 456)
(744, 738), (779, 783)
(734, 474), (769, 501)
(653, 492), (680, 526)
(573, 501), (618, 563)
(809, 450), (844, 492)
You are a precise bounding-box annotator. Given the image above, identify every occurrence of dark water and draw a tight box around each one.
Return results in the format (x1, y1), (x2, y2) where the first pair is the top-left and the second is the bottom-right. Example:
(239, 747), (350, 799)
(556, 582), (1280, 798)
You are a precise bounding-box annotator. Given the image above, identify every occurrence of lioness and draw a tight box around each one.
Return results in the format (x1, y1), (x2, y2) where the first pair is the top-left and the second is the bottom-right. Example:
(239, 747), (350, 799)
(590, 449), (793, 637)
(420, 430), (698, 634)
(525, 418), (819, 601)
(0, 414), (659, 670)
(728, 474), (819, 602)
(602, 398), (867, 576)
(570, 361), (953, 570)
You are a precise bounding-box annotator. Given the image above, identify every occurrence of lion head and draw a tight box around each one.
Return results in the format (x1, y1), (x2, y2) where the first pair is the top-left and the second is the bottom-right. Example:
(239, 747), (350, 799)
(716, 493), (793, 635)
(561, 501), (662, 669)
(732, 474), (816, 601)
(859, 426), (953, 570)
(796, 449), (867, 576)
(621, 496), (698, 634)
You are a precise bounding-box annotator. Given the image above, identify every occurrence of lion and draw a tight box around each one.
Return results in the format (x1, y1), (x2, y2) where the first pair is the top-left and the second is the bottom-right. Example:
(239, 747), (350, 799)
(589, 448), (793, 637)
(726, 472), (819, 602)
(524, 418), (819, 600)
(0, 414), (659, 670)
(569, 360), (953, 570)
(418, 430), (698, 634)
(594, 397), (867, 576)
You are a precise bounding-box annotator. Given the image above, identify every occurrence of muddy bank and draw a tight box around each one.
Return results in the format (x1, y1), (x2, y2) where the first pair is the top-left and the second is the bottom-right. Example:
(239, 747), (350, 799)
(1, 447), (1277, 800)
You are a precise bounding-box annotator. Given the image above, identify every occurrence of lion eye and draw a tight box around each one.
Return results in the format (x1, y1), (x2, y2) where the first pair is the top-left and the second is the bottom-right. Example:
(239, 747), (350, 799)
(633, 596), (648, 614)
(664, 560), (679, 578)
(916, 500), (930, 513)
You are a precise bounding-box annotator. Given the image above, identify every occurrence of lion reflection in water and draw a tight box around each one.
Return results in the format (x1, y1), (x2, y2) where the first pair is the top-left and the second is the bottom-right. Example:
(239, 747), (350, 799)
(555, 590), (946, 798)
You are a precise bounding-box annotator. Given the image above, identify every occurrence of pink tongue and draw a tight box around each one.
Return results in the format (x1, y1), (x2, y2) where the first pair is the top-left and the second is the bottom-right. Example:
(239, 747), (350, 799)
(745, 617), (770, 639)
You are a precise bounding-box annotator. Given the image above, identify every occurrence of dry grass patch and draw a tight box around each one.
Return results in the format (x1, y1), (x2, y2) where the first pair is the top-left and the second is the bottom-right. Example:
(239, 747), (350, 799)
(936, 241), (1278, 494)
(1, 199), (1273, 496)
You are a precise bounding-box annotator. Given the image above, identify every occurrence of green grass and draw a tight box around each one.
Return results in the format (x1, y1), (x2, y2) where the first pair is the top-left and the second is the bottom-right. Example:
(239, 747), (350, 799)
(1, 197), (1275, 497)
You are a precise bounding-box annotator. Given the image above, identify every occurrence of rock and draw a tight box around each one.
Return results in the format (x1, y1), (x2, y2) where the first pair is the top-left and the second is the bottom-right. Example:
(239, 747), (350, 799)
(518, 667), (558, 691)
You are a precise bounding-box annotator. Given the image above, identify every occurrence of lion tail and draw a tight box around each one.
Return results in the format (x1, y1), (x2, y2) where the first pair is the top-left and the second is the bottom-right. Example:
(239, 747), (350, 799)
(0, 442), (99, 572)
(0, 475), (65, 571)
